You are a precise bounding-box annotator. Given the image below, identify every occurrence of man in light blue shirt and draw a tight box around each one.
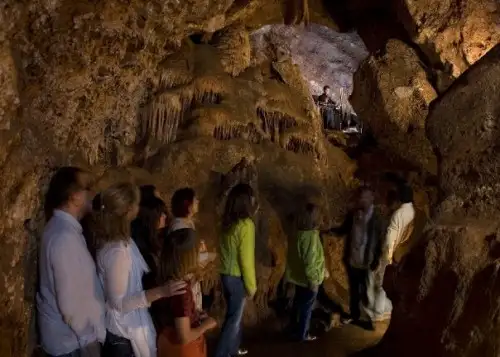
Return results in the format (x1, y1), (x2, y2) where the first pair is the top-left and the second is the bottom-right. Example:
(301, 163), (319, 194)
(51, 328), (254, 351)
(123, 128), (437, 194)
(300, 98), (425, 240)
(37, 167), (105, 357)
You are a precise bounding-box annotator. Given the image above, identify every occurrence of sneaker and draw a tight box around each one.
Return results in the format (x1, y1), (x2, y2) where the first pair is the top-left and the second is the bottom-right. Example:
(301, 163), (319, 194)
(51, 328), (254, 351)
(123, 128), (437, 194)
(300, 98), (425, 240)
(235, 348), (248, 356)
(303, 335), (317, 342)
(340, 317), (353, 325)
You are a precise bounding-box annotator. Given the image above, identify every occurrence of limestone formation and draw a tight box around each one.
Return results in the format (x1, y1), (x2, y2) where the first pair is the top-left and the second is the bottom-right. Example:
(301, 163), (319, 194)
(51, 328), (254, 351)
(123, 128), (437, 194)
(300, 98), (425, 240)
(427, 44), (500, 223)
(394, 0), (500, 88)
(351, 39), (438, 174)
(377, 44), (500, 357)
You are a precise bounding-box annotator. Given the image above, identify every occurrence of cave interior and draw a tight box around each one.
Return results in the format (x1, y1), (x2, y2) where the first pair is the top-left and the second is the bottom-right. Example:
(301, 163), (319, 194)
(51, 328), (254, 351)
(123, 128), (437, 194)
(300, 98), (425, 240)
(0, 0), (499, 356)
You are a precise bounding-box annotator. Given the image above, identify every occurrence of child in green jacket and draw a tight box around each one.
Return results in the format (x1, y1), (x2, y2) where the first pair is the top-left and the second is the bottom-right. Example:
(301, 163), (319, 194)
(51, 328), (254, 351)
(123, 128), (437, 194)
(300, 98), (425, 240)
(285, 203), (325, 342)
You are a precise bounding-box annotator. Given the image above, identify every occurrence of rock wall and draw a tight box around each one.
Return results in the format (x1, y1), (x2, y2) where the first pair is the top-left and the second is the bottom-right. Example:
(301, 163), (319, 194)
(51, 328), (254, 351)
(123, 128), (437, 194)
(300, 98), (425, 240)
(351, 39), (438, 173)
(377, 44), (500, 357)
(394, 0), (500, 87)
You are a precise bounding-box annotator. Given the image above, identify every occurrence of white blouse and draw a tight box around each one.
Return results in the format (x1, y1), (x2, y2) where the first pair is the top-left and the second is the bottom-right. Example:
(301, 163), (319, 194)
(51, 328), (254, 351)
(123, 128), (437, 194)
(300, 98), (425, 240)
(97, 239), (156, 357)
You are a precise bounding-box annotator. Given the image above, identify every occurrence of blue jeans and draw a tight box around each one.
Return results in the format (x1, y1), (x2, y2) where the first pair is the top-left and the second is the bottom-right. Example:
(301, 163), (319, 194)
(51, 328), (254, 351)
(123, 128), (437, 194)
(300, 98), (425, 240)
(215, 275), (246, 357)
(290, 285), (318, 340)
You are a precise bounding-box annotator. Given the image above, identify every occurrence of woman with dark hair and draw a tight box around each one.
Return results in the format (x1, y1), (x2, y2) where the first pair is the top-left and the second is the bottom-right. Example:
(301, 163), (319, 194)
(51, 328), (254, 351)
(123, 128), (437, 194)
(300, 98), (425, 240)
(215, 183), (257, 357)
(131, 196), (169, 283)
(140, 185), (159, 205)
(285, 203), (325, 342)
(167, 188), (215, 317)
(155, 235), (218, 357)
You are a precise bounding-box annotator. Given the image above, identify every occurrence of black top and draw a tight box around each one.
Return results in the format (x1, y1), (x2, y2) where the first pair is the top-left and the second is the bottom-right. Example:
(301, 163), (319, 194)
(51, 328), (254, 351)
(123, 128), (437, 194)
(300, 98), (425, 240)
(330, 208), (386, 270)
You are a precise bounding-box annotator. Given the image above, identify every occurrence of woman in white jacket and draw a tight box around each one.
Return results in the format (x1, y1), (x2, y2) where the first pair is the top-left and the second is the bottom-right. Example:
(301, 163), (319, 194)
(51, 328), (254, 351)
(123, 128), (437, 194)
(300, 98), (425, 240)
(94, 183), (186, 357)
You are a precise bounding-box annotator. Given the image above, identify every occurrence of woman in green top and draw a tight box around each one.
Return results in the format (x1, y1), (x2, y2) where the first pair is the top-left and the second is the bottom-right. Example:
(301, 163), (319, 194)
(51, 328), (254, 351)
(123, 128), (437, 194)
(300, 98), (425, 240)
(215, 183), (258, 357)
(285, 203), (325, 342)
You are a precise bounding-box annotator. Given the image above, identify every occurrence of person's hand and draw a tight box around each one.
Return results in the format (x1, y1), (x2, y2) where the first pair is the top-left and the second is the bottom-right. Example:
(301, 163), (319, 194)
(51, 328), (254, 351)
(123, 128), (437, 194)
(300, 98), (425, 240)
(202, 317), (218, 330)
(162, 280), (187, 297)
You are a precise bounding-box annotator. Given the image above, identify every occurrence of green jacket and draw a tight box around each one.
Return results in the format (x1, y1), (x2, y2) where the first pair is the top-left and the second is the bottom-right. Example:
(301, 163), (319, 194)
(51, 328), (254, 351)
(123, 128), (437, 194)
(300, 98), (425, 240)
(219, 218), (257, 295)
(285, 229), (325, 288)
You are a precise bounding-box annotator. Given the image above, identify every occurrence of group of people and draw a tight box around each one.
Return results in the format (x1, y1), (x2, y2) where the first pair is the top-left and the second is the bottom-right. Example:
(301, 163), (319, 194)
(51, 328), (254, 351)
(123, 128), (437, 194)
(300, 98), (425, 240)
(37, 167), (258, 357)
(283, 184), (416, 340)
(36, 166), (416, 357)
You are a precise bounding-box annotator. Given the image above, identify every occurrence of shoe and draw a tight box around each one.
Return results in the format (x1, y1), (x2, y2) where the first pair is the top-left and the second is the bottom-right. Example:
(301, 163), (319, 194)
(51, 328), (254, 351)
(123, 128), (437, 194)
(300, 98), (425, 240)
(303, 334), (317, 342)
(235, 348), (248, 356)
(340, 317), (353, 325)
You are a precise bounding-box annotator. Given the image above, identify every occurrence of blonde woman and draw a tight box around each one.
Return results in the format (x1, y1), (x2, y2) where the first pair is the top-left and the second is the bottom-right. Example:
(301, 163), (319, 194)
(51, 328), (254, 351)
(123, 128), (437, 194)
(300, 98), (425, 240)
(94, 183), (186, 357)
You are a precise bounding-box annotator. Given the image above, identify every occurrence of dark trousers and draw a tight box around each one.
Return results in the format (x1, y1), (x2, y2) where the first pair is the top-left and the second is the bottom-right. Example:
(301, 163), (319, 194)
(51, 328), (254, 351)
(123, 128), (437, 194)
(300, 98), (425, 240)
(290, 285), (318, 340)
(48, 341), (101, 357)
(103, 331), (135, 357)
(346, 266), (369, 320)
(215, 275), (246, 357)
(323, 109), (334, 129)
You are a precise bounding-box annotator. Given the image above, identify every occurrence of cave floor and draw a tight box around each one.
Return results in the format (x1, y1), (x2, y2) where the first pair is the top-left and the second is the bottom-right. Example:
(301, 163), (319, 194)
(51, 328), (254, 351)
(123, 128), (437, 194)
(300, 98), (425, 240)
(208, 321), (388, 357)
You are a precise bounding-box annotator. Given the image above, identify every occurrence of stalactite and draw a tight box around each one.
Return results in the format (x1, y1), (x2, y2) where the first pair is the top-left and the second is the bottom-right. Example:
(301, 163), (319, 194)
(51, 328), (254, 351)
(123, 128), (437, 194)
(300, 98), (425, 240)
(285, 136), (322, 161)
(193, 90), (222, 106)
(158, 70), (193, 90)
(213, 123), (262, 143)
(257, 107), (297, 143)
(139, 93), (185, 146)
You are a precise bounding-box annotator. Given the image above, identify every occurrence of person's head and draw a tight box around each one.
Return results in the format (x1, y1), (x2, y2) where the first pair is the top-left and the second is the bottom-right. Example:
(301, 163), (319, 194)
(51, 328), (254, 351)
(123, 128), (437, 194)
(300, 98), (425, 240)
(296, 203), (322, 231)
(140, 185), (159, 205)
(94, 182), (140, 246)
(323, 85), (331, 95)
(171, 188), (198, 219)
(355, 186), (374, 211)
(158, 235), (199, 282)
(222, 183), (256, 229)
(398, 184), (414, 204)
(44, 166), (93, 221)
(131, 196), (168, 253)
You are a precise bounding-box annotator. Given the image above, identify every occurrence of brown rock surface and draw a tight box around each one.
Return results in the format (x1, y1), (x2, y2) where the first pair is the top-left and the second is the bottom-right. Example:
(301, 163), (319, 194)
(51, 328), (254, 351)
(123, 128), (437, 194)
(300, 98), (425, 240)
(351, 39), (438, 173)
(1, 1), (498, 356)
(374, 44), (500, 357)
(394, 0), (500, 84)
(427, 44), (500, 223)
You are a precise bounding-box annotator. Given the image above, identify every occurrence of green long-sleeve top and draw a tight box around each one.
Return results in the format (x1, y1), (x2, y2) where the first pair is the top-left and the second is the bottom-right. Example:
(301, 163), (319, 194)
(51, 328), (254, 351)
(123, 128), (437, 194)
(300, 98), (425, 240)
(219, 218), (257, 296)
(285, 229), (325, 288)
